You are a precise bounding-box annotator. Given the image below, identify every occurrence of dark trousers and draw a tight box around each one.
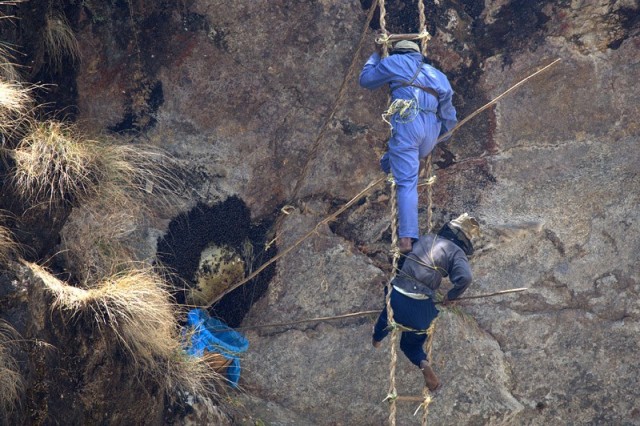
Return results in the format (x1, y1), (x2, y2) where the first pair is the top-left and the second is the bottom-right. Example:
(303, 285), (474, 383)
(373, 287), (439, 367)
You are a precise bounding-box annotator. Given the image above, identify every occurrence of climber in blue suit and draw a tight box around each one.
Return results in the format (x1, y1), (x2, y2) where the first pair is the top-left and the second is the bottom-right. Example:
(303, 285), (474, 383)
(359, 40), (457, 253)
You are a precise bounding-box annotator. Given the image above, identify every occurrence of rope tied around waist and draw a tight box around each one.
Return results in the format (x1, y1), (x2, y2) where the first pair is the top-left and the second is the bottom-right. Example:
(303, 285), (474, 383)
(386, 319), (433, 335)
(382, 99), (437, 128)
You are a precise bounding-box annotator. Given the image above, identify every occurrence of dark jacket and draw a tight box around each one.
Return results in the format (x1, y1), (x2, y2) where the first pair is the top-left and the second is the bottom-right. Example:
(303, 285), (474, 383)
(392, 234), (472, 300)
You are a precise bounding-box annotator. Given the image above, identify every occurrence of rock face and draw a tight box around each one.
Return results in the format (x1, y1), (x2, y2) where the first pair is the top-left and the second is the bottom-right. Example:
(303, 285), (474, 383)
(1, 0), (638, 424)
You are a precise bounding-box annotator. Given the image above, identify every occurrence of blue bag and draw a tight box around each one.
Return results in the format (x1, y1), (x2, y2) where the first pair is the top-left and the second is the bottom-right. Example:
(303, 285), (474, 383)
(184, 308), (249, 387)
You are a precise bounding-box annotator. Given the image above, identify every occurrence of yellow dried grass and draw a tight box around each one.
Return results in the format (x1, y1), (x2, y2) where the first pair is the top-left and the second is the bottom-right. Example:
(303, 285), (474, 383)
(12, 121), (103, 205)
(57, 137), (185, 280)
(0, 320), (23, 416)
(0, 223), (19, 266)
(41, 13), (80, 74)
(0, 80), (32, 138)
(28, 262), (219, 396)
(0, 80), (30, 112)
(0, 42), (22, 82)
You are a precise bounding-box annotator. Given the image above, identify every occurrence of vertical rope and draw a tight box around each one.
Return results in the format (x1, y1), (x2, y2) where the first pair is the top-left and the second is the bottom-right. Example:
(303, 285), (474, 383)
(418, 2), (434, 424)
(378, 0), (390, 57)
(418, 0), (428, 56)
(424, 158), (434, 233)
(416, 0), (434, 235)
(420, 320), (438, 424)
(379, 2), (436, 423)
(386, 180), (400, 425)
(378, 1), (397, 424)
(378, 0), (387, 38)
(420, 387), (432, 425)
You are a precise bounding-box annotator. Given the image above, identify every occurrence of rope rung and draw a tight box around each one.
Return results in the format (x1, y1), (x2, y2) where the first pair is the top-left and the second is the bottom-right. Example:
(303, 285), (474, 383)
(377, 31), (431, 44)
(395, 395), (428, 402)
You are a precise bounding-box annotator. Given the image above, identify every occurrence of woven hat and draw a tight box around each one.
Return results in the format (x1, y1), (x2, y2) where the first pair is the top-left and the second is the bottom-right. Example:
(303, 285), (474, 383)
(392, 40), (420, 53)
(449, 213), (480, 241)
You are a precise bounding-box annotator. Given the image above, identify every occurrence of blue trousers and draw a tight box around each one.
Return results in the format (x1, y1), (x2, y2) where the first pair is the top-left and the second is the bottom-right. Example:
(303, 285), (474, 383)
(373, 287), (439, 367)
(380, 113), (441, 239)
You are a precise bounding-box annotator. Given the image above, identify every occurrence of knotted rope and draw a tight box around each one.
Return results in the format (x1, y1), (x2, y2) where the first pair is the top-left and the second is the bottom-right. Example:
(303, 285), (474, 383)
(377, 1), (399, 423)
(378, 0), (434, 424)
(385, 177), (400, 423)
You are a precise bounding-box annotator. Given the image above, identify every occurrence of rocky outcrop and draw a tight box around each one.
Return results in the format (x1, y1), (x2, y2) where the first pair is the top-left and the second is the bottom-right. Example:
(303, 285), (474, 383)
(234, 1), (639, 424)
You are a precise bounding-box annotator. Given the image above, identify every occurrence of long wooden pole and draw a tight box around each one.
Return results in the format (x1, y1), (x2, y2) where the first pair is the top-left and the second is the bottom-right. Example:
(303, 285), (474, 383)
(238, 288), (527, 330)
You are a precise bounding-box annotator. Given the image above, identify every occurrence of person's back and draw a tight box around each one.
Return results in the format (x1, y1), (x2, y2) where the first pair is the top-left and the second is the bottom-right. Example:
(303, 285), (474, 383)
(359, 40), (458, 252)
(371, 213), (480, 391)
(393, 234), (472, 300)
(359, 47), (457, 139)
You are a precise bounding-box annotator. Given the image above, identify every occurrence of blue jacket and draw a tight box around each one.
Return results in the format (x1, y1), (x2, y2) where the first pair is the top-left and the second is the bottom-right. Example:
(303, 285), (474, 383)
(359, 52), (457, 139)
(392, 234), (472, 300)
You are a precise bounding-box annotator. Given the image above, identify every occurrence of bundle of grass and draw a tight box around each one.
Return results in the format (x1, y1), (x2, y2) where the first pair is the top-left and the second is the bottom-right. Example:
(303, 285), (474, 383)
(0, 1), (25, 82)
(0, 80), (29, 111)
(40, 13), (80, 74)
(28, 262), (219, 397)
(0, 42), (22, 83)
(0, 320), (23, 418)
(0, 80), (33, 139)
(58, 139), (186, 281)
(98, 142), (186, 214)
(11, 120), (104, 205)
(0, 223), (20, 266)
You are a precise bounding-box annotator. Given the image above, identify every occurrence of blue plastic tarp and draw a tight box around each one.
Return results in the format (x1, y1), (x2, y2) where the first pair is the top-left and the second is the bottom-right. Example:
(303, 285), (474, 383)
(184, 308), (249, 387)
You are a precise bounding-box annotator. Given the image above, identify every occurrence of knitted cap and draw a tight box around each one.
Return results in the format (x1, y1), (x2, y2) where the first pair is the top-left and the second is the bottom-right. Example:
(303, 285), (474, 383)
(392, 40), (420, 53)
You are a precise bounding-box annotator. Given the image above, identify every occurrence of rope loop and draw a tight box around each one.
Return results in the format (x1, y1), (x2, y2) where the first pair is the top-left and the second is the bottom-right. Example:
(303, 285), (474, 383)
(416, 29), (432, 42)
(386, 173), (396, 184)
(383, 99), (437, 129)
(375, 32), (392, 48)
(414, 392), (433, 417)
(418, 174), (437, 188)
(383, 391), (398, 403)
(386, 320), (400, 331)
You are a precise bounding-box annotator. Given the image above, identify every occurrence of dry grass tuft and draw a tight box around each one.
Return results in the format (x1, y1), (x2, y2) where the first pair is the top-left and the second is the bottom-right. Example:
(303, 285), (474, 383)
(11, 121), (185, 208)
(98, 141), (186, 213)
(11, 121), (104, 205)
(0, 80), (33, 138)
(0, 42), (22, 82)
(0, 320), (23, 417)
(41, 13), (80, 74)
(57, 138), (186, 280)
(28, 262), (219, 396)
(11, 121), (185, 279)
(0, 222), (20, 265)
(0, 80), (30, 112)
(0, 2), (26, 81)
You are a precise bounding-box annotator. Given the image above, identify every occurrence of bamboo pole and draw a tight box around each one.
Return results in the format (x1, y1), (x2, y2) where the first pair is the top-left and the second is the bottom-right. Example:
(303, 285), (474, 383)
(437, 58), (562, 142)
(434, 287), (528, 304)
(238, 288), (527, 331)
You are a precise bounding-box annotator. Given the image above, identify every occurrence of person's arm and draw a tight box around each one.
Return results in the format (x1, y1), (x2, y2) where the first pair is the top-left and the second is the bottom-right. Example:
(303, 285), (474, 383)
(436, 78), (457, 141)
(446, 251), (472, 300)
(359, 53), (397, 90)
